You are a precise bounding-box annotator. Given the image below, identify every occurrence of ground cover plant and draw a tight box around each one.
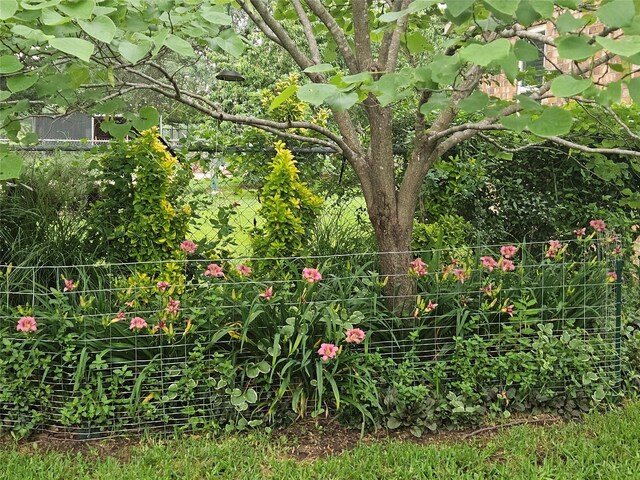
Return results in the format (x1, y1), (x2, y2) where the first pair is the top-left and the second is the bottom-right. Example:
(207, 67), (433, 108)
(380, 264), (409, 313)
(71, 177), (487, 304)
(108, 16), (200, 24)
(1, 400), (639, 480)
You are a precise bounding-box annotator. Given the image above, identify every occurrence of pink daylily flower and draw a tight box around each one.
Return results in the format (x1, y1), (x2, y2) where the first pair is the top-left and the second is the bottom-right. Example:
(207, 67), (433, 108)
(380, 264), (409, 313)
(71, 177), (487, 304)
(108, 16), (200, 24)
(236, 264), (252, 277)
(317, 343), (338, 361)
(501, 304), (515, 317)
(179, 240), (198, 254)
(409, 257), (428, 276)
(453, 268), (468, 283)
(500, 259), (516, 272)
(480, 256), (498, 272)
(156, 281), (170, 292)
(425, 300), (438, 313)
(345, 328), (366, 344)
(500, 245), (518, 259)
(589, 219), (606, 232)
(204, 263), (224, 278)
(302, 267), (322, 283)
(607, 271), (618, 283)
(259, 286), (273, 300)
(129, 316), (148, 331)
(166, 297), (180, 315)
(63, 279), (77, 292)
(574, 228), (586, 237)
(16, 316), (37, 333)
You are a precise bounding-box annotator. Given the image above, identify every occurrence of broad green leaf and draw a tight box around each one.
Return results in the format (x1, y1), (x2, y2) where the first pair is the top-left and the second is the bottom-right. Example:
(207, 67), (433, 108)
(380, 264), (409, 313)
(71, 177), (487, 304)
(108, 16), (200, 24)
(379, 0), (437, 22)
(551, 75), (592, 97)
(152, 28), (169, 56)
(269, 84), (298, 111)
(500, 112), (532, 132)
(596, 36), (640, 57)
(514, 40), (539, 61)
(302, 63), (335, 73)
(57, 0), (95, 19)
(209, 30), (244, 57)
(297, 83), (340, 106)
(419, 92), (449, 114)
(460, 38), (511, 66)
(325, 90), (359, 112)
(78, 15), (117, 44)
(41, 7), (68, 25)
(531, 0), (553, 18)
(596, 80), (622, 106)
(528, 107), (573, 137)
(244, 388), (258, 404)
(629, 77), (640, 104)
(445, 0), (473, 17)
(517, 94), (543, 112)
(406, 32), (430, 55)
(342, 72), (373, 84)
(0, 90), (11, 101)
(164, 34), (195, 57)
(101, 120), (131, 139)
(49, 37), (94, 62)
(556, 35), (601, 61)
(0, 55), (23, 74)
(371, 73), (413, 105)
(597, 0), (636, 28)
(92, 98), (125, 114)
(7, 74), (38, 93)
(430, 54), (461, 84)
(133, 106), (160, 131)
(556, 0), (579, 7)
(0, 0), (17, 20)
(201, 10), (232, 25)
(12, 25), (55, 42)
(484, 0), (520, 16)
(118, 40), (152, 64)
(556, 12), (588, 33)
(500, 52), (519, 84)
(515, 0), (541, 25)
(457, 91), (489, 112)
(21, 0), (60, 10)
(0, 150), (23, 180)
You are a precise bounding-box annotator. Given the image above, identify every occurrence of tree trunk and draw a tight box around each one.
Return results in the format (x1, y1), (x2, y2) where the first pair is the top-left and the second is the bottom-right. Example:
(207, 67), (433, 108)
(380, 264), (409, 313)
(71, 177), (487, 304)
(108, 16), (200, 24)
(368, 197), (416, 316)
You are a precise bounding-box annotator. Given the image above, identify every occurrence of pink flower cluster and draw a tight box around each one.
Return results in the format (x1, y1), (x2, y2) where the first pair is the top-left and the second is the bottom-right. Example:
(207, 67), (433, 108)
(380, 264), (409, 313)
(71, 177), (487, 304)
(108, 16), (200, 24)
(317, 328), (367, 361)
(501, 304), (515, 317)
(480, 256), (498, 272)
(16, 316), (37, 333)
(409, 257), (428, 276)
(302, 267), (322, 283)
(180, 240), (198, 254)
(425, 300), (438, 313)
(317, 343), (338, 361)
(204, 263), (224, 278)
(156, 281), (170, 292)
(259, 286), (273, 299)
(166, 297), (180, 315)
(546, 240), (564, 258)
(607, 271), (618, 283)
(499, 258), (515, 272)
(500, 245), (518, 259)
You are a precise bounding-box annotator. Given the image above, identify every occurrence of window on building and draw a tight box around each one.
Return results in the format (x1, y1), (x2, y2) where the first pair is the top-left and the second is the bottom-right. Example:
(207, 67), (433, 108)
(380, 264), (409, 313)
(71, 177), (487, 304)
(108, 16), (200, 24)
(518, 26), (547, 93)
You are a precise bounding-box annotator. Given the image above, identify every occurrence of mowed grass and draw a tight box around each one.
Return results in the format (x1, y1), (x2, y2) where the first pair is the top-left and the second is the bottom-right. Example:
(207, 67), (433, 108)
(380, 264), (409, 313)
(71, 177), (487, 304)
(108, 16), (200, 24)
(2, 402), (640, 479)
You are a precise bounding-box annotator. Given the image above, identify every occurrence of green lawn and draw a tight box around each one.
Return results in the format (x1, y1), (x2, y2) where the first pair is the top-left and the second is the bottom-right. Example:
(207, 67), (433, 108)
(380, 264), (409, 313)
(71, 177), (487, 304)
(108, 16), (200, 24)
(2, 402), (640, 479)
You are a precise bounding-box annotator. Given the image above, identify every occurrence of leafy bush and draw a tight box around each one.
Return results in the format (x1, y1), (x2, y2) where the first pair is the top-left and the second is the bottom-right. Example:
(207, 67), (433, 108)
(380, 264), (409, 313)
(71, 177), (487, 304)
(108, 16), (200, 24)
(87, 128), (193, 264)
(251, 141), (323, 262)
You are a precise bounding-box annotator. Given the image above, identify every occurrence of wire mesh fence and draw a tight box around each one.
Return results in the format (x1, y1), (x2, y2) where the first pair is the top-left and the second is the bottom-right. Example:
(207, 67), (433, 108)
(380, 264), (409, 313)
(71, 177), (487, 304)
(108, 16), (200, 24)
(0, 239), (623, 439)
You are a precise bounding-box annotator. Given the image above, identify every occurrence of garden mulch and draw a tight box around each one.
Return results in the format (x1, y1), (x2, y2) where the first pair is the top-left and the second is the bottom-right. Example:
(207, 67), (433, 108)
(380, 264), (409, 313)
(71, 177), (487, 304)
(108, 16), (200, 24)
(0, 413), (560, 463)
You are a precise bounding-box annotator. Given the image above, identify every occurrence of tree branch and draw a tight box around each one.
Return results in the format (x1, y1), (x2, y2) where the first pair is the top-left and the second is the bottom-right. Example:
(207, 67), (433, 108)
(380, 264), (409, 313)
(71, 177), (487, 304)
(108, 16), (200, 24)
(379, 0), (411, 72)
(304, 0), (359, 73)
(291, 0), (322, 64)
(544, 135), (640, 157)
(351, 0), (374, 70)
(236, 0), (282, 46)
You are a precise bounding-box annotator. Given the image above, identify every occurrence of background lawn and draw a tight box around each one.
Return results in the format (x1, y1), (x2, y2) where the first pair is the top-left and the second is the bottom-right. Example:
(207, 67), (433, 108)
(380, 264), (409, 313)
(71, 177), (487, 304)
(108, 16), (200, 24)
(1, 401), (639, 480)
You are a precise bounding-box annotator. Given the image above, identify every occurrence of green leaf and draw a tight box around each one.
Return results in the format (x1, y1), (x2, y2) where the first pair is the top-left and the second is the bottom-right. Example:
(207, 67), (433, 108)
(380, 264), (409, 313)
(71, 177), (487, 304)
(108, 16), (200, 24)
(78, 15), (117, 44)
(0, 55), (23, 74)
(556, 35), (601, 61)
(500, 113), (532, 133)
(49, 37), (94, 62)
(515, 1), (541, 26)
(528, 107), (573, 137)
(342, 72), (373, 84)
(133, 106), (159, 131)
(22, 0), (60, 10)
(57, 0), (95, 19)
(302, 63), (335, 73)
(445, 0), (474, 17)
(514, 40), (539, 61)
(0, 150), (23, 180)
(7, 74), (38, 93)
(209, 30), (244, 57)
(379, 0), (437, 22)
(419, 92), (449, 114)
(596, 36), (640, 57)
(628, 77), (640, 104)
(0, 0), (17, 20)
(484, 0), (520, 16)
(551, 75), (592, 97)
(244, 388), (258, 404)
(164, 34), (195, 57)
(297, 83), (340, 106)
(406, 32), (430, 55)
(118, 40), (152, 64)
(269, 84), (298, 111)
(41, 7), (68, 25)
(12, 25), (55, 42)
(531, 0), (553, 18)
(325, 90), (359, 112)
(556, 12), (588, 33)
(201, 10), (232, 25)
(597, 0), (636, 28)
(0, 91), (11, 101)
(459, 38), (511, 66)
(457, 91), (489, 112)
(429, 54), (461, 84)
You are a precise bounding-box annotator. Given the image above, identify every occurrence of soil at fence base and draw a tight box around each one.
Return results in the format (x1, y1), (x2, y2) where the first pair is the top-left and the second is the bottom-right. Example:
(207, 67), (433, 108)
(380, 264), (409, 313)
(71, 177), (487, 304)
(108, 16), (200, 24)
(0, 414), (561, 463)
